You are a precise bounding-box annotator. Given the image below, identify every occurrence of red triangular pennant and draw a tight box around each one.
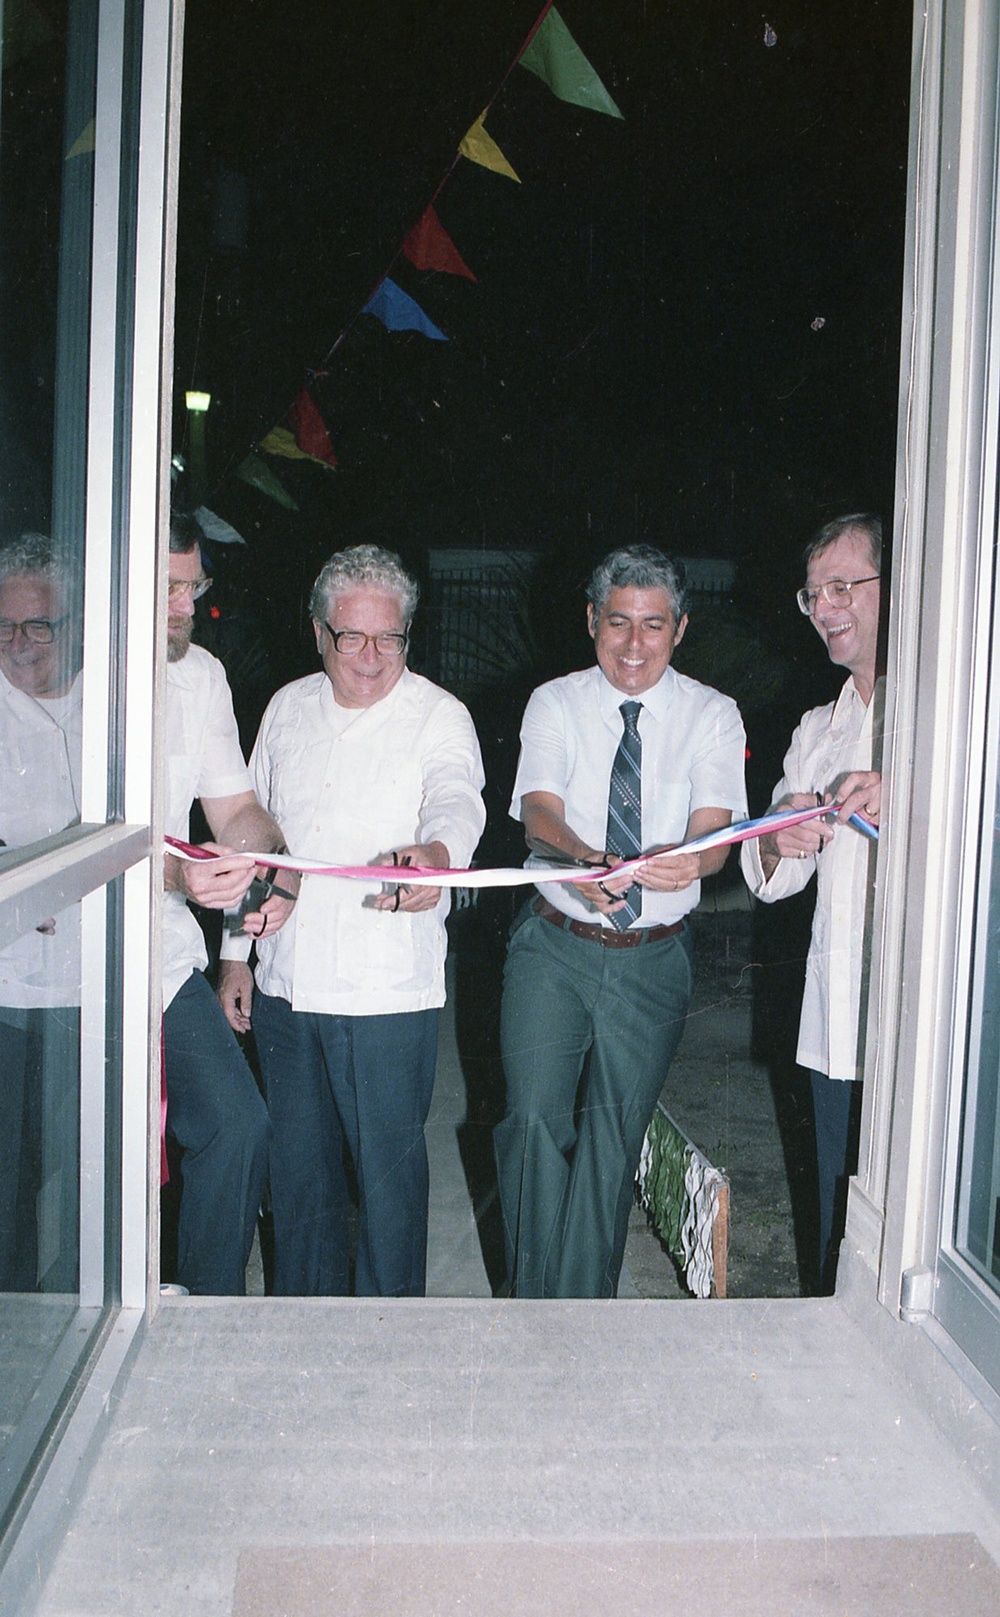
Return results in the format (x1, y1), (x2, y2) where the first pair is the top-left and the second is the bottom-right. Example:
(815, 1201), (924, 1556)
(288, 389), (338, 467)
(402, 205), (477, 282)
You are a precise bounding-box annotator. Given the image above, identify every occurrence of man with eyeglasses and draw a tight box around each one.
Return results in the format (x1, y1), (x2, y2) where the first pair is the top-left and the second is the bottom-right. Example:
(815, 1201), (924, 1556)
(741, 512), (884, 1294)
(162, 512), (294, 1294)
(0, 534), (82, 1290)
(217, 544), (485, 1297)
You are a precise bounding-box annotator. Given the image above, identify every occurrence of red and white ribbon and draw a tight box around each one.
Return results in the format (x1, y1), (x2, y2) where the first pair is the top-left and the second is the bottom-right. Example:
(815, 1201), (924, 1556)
(164, 801), (842, 889)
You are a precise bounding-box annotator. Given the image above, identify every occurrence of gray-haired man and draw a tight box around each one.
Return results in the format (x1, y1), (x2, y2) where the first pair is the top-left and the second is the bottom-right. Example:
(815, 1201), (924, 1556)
(0, 534), (82, 1290)
(495, 545), (747, 1297)
(218, 544), (486, 1298)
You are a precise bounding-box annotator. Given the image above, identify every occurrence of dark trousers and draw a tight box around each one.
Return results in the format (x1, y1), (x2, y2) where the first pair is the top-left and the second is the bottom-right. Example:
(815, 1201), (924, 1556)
(809, 1069), (863, 1294)
(252, 991), (439, 1298)
(0, 1007), (79, 1292)
(495, 911), (693, 1298)
(162, 970), (269, 1295)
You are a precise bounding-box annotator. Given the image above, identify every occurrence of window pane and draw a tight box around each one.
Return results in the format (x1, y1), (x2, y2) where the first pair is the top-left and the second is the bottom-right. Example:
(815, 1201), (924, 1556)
(1, 1), (92, 857)
(956, 805), (1000, 1292)
(0, 901), (80, 1294)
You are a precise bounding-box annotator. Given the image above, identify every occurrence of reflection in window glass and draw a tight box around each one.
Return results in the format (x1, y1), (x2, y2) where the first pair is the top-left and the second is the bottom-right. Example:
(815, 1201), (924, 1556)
(957, 799), (1000, 1293)
(0, 894), (80, 1296)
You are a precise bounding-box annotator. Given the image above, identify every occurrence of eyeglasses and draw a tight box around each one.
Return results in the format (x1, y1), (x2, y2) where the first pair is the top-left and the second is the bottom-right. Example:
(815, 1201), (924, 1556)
(796, 576), (880, 616)
(167, 575), (212, 601)
(323, 623), (408, 657)
(0, 616), (68, 644)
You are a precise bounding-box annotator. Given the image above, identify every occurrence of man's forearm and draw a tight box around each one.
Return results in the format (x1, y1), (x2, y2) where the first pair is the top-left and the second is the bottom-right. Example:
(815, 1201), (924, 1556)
(523, 801), (604, 863)
(213, 802), (285, 857)
(757, 833), (781, 882)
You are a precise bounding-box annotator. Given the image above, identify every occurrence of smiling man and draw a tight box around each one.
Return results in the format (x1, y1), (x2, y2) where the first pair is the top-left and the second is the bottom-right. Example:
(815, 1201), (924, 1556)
(494, 545), (747, 1298)
(741, 512), (884, 1294)
(217, 544), (485, 1298)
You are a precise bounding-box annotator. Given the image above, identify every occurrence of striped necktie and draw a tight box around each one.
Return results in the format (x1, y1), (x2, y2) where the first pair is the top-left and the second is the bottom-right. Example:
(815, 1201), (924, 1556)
(605, 700), (642, 930)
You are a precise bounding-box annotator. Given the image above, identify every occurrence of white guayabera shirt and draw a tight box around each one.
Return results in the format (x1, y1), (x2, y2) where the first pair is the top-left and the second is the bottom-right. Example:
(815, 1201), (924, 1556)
(0, 668), (82, 1009)
(741, 675), (880, 1082)
(222, 668), (485, 1018)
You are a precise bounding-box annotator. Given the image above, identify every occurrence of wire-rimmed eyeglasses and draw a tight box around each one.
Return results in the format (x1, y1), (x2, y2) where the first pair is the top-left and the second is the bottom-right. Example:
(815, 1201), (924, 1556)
(167, 575), (212, 601)
(0, 615), (69, 644)
(796, 575), (879, 616)
(323, 623), (408, 657)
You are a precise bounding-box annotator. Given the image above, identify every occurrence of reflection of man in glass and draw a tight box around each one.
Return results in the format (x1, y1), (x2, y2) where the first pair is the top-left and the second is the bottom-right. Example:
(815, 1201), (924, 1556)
(217, 545), (486, 1297)
(0, 534), (82, 1291)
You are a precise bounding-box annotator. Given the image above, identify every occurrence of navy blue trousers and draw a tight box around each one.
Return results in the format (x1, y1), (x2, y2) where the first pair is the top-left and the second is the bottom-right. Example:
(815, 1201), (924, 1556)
(809, 1069), (863, 1293)
(0, 1007), (79, 1292)
(252, 991), (439, 1298)
(495, 910), (693, 1298)
(162, 970), (269, 1295)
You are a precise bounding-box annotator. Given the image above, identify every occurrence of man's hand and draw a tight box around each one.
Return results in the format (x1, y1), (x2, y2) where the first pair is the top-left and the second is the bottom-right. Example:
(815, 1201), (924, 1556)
(572, 854), (631, 917)
(239, 869), (301, 941)
(635, 845), (701, 893)
(373, 841), (450, 913)
(217, 959), (254, 1035)
(164, 842), (257, 910)
(832, 770), (881, 828)
(757, 792), (834, 880)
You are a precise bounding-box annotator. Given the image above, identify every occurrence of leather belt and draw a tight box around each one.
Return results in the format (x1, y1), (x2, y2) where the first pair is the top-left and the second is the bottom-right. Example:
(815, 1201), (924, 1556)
(532, 893), (684, 949)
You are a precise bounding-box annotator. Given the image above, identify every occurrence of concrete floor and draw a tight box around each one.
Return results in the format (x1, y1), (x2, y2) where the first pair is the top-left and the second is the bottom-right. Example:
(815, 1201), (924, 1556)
(24, 895), (1000, 1611)
(31, 1292), (1000, 1614)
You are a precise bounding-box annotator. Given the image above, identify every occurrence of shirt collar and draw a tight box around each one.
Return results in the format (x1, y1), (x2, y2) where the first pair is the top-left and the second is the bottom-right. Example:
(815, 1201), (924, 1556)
(596, 662), (676, 726)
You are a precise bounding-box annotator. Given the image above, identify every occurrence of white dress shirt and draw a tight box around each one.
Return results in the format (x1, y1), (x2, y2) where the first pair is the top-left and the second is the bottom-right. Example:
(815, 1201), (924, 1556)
(0, 668), (82, 1009)
(163, 645), (254, 1011)
(740, 676), (878, 1081)
(511, 662), (748, 927)
(224, 668), (486, 1017)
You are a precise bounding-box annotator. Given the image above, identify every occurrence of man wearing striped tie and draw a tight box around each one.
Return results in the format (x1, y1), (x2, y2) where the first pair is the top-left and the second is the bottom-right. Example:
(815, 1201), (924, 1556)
(494, 546), (747, 1297)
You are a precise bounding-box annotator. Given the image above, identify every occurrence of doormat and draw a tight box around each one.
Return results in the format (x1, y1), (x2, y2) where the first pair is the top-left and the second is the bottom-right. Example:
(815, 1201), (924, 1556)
(233, 1534), (1000, 1617)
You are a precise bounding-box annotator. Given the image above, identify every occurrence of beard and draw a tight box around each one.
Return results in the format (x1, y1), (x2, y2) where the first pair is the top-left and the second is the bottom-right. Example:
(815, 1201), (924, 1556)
(167, 620), (193, 662)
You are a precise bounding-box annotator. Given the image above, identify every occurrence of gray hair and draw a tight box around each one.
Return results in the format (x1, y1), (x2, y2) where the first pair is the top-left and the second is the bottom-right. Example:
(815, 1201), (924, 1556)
(585, 545), (689, 621)
(804, 512), (882, 574)
(0, 532), (65, 586)
(309, 544), (419, 624)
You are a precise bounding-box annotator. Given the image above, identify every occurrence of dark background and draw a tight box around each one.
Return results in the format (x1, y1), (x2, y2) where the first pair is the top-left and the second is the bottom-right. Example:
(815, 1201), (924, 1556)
(172, 0), (911, 805)
(0, 0), (913, 809)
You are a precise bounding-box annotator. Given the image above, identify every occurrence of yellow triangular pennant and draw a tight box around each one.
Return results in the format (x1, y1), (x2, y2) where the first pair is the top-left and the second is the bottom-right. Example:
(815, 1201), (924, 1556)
(66, 119), (95, 160)
(260, 425), (335, 471)
(458, 113), (520, 183)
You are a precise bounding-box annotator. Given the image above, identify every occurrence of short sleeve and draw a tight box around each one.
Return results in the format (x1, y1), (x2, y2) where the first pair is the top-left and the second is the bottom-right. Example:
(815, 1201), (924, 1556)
(687, 694), (748, 818)
(509, 684), (570, 820)
(196, 658), (252, 803)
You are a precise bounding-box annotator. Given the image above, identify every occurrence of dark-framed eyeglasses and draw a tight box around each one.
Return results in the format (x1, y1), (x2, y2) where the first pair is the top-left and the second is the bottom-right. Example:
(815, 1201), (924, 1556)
(323, 623), (408, 657)
(167, 575), (212, 601)
(0, 615), (69, 644)
(796, 575), (880, 616)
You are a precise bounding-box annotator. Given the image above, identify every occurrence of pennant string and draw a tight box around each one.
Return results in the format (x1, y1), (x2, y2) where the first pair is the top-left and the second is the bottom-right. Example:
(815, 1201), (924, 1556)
(321, 0), (556, 366)
(229, 0), (601, 487)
